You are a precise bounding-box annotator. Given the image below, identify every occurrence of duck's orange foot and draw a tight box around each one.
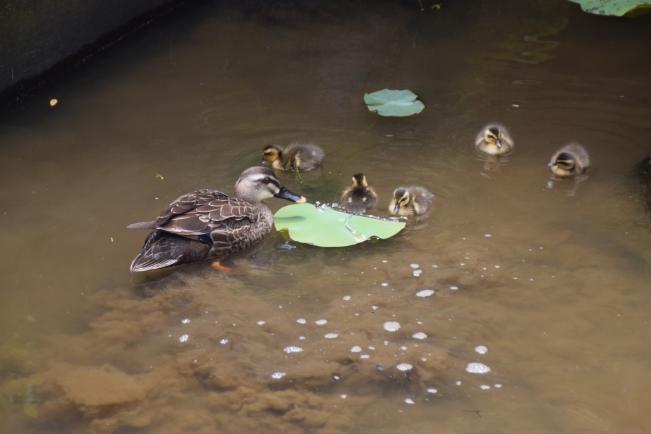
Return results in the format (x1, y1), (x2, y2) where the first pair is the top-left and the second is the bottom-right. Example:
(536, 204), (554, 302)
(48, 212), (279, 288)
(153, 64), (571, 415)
(211, 261), (233, 273)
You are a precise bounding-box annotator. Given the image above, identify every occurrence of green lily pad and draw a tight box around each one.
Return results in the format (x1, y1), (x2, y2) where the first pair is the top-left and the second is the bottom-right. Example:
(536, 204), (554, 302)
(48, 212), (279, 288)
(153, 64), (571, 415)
(363, 89), (425, 117)
(568, 0), (651, 16)
(273, 203), (406, 247)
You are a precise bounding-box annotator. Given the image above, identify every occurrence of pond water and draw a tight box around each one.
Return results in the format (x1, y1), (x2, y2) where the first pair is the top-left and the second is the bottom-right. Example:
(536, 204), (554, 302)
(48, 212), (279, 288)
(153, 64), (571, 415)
(1, 1), (651, 433)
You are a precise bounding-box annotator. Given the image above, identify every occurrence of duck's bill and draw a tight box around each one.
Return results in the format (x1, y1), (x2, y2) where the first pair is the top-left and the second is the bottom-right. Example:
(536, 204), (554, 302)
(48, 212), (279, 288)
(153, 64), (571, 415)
(275, 187), (306, 203)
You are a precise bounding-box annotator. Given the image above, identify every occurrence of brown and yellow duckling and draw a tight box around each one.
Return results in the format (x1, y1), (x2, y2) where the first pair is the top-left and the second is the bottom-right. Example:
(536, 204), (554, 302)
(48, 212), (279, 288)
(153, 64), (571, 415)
(262, 143), (325, 171)
(548, 143), (590, 178)
(475, 124), (514, 156)
(340, 173), (378, 213)
(388, 186), (434, 217)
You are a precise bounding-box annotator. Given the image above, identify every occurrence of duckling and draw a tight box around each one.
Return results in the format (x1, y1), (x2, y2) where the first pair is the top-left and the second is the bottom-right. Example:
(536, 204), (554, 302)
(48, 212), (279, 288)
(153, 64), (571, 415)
(548, 144), (590, 178)
(340, 173), (378, 213)
(262, 143), (325, 171)
(127, 166), (305, 272)
(388, 186), (434, 217)
(475, 124), (514, 156)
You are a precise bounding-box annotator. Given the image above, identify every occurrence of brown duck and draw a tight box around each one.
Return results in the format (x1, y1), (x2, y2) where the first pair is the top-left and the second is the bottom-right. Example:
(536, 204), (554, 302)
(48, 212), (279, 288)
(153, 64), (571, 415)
(127, 166), (305, 272)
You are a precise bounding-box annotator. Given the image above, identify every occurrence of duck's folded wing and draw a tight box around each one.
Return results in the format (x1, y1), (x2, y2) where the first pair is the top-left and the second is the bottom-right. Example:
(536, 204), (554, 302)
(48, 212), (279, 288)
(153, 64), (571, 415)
(157, 192), (257, 238)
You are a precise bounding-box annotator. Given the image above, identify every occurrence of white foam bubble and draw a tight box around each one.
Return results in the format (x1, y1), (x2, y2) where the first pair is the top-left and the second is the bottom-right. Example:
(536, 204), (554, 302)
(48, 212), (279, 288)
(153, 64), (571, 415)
(384, 321), (401, 332)
(410, 263), (420, 269)
(315, 319), (328, 326)
(494, 383), (503, 389)
(456, 380), (462, 386)
(416, 289), (434, 298)
(412, 270), (422, 277)
(404, 398), (415, 405)
(296, 318), (307, 325)
(480, 384), (491, 390)
(412, 332), (428, 340)
(179, 334), (189, 343)
(219, 338), (229, 345)
(466, 362), (491, 374)
(474, 345), (488, 355)
(427, 388), (438, 394)
(256, 320), (266, 326)
(342, 295), (351, 301)
(484, 233), (493, 238)
(396, 363), (413, 372)
(181, 318), (191, 324)
(381, 282), (389, 287)
(283, 346), (303, 354)
(449, 285), (459, 291)
(360, 354), (370, 359)
(324, 333), (339, 339)
(271, 372), (286, 380)
(298, 336), (306, 340)
(350, 345), (362, 353)
(340, 394), (348, 399)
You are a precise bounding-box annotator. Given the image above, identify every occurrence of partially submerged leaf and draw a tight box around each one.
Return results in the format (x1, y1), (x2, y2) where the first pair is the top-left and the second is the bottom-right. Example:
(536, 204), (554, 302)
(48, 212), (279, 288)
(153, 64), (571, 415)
(273, 203), (405, 247)
(568, 0), (651, 16)
(363, 89), (425, 117)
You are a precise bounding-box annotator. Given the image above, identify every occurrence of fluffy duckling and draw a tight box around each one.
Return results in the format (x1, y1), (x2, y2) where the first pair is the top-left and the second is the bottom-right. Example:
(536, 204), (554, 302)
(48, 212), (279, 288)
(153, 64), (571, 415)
(548, 144), (590, 178)
(388, 186), (434, 217)
(340, 173), (378, 213)
(475, 124), (514, 156)
(262, 143), (325, 171)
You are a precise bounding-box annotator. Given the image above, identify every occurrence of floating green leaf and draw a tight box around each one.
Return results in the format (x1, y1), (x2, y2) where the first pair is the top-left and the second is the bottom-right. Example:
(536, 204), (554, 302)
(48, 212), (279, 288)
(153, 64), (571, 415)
(363, 89), (425, 117)
(568, 0), (651, 16)
(274, 203), (405, 247)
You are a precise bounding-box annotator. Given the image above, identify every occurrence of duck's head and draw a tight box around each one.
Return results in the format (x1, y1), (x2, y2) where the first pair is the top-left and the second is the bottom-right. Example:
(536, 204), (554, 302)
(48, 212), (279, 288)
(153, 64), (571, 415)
(262, 145), (282, 164)
(549, 152), (576, 177)
(483, 126), (504, 149)
(352, 173), (369, 188)
(389, 187), (412, 215)
(235, 166), (306, 203)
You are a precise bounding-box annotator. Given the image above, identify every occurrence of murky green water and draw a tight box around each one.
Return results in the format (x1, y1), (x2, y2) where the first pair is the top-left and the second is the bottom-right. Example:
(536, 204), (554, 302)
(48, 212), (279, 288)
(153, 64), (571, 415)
(2, 1), (651, 433)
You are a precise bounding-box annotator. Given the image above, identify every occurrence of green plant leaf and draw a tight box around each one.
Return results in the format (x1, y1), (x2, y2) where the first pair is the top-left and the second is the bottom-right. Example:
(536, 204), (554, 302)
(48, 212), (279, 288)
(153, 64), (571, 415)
(273, 203), (406, 247)
(568, 0), (651, 16)
(363, 89), (425, 117)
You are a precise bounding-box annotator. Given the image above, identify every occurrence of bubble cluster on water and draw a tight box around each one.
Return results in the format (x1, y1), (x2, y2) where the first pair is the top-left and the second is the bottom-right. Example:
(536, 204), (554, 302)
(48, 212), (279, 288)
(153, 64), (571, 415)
(296, 318), (307, 325)
(412, 332), (427, 340)
(315, 319), (328, 326)
(271, 372), (286, 380)
(404, 397), (415, 405)
(219, 338), (229, 345)
(396, 363), (413, 372)
(383, 321), (401, 332)
(474, 345), (488, 355)
(181, 318), (191, 324)
(416, 289), (434, 298)
(324, 333), (339, 339)
(179, 334), (189, 343)
(350, 345), (362, 353)
(466, 362), (491, 374)
(283, 346), (303, 354)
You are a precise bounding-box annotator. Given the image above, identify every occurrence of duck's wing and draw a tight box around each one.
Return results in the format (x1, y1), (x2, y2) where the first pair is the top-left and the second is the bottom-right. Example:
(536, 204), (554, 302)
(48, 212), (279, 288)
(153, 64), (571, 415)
(155, 189), (256, 238)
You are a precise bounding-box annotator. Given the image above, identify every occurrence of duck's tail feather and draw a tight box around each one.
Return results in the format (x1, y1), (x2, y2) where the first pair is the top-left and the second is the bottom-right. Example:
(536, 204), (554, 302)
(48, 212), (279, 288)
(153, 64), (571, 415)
(127, 220), (158, 230)
(129, 230), (211, 273)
